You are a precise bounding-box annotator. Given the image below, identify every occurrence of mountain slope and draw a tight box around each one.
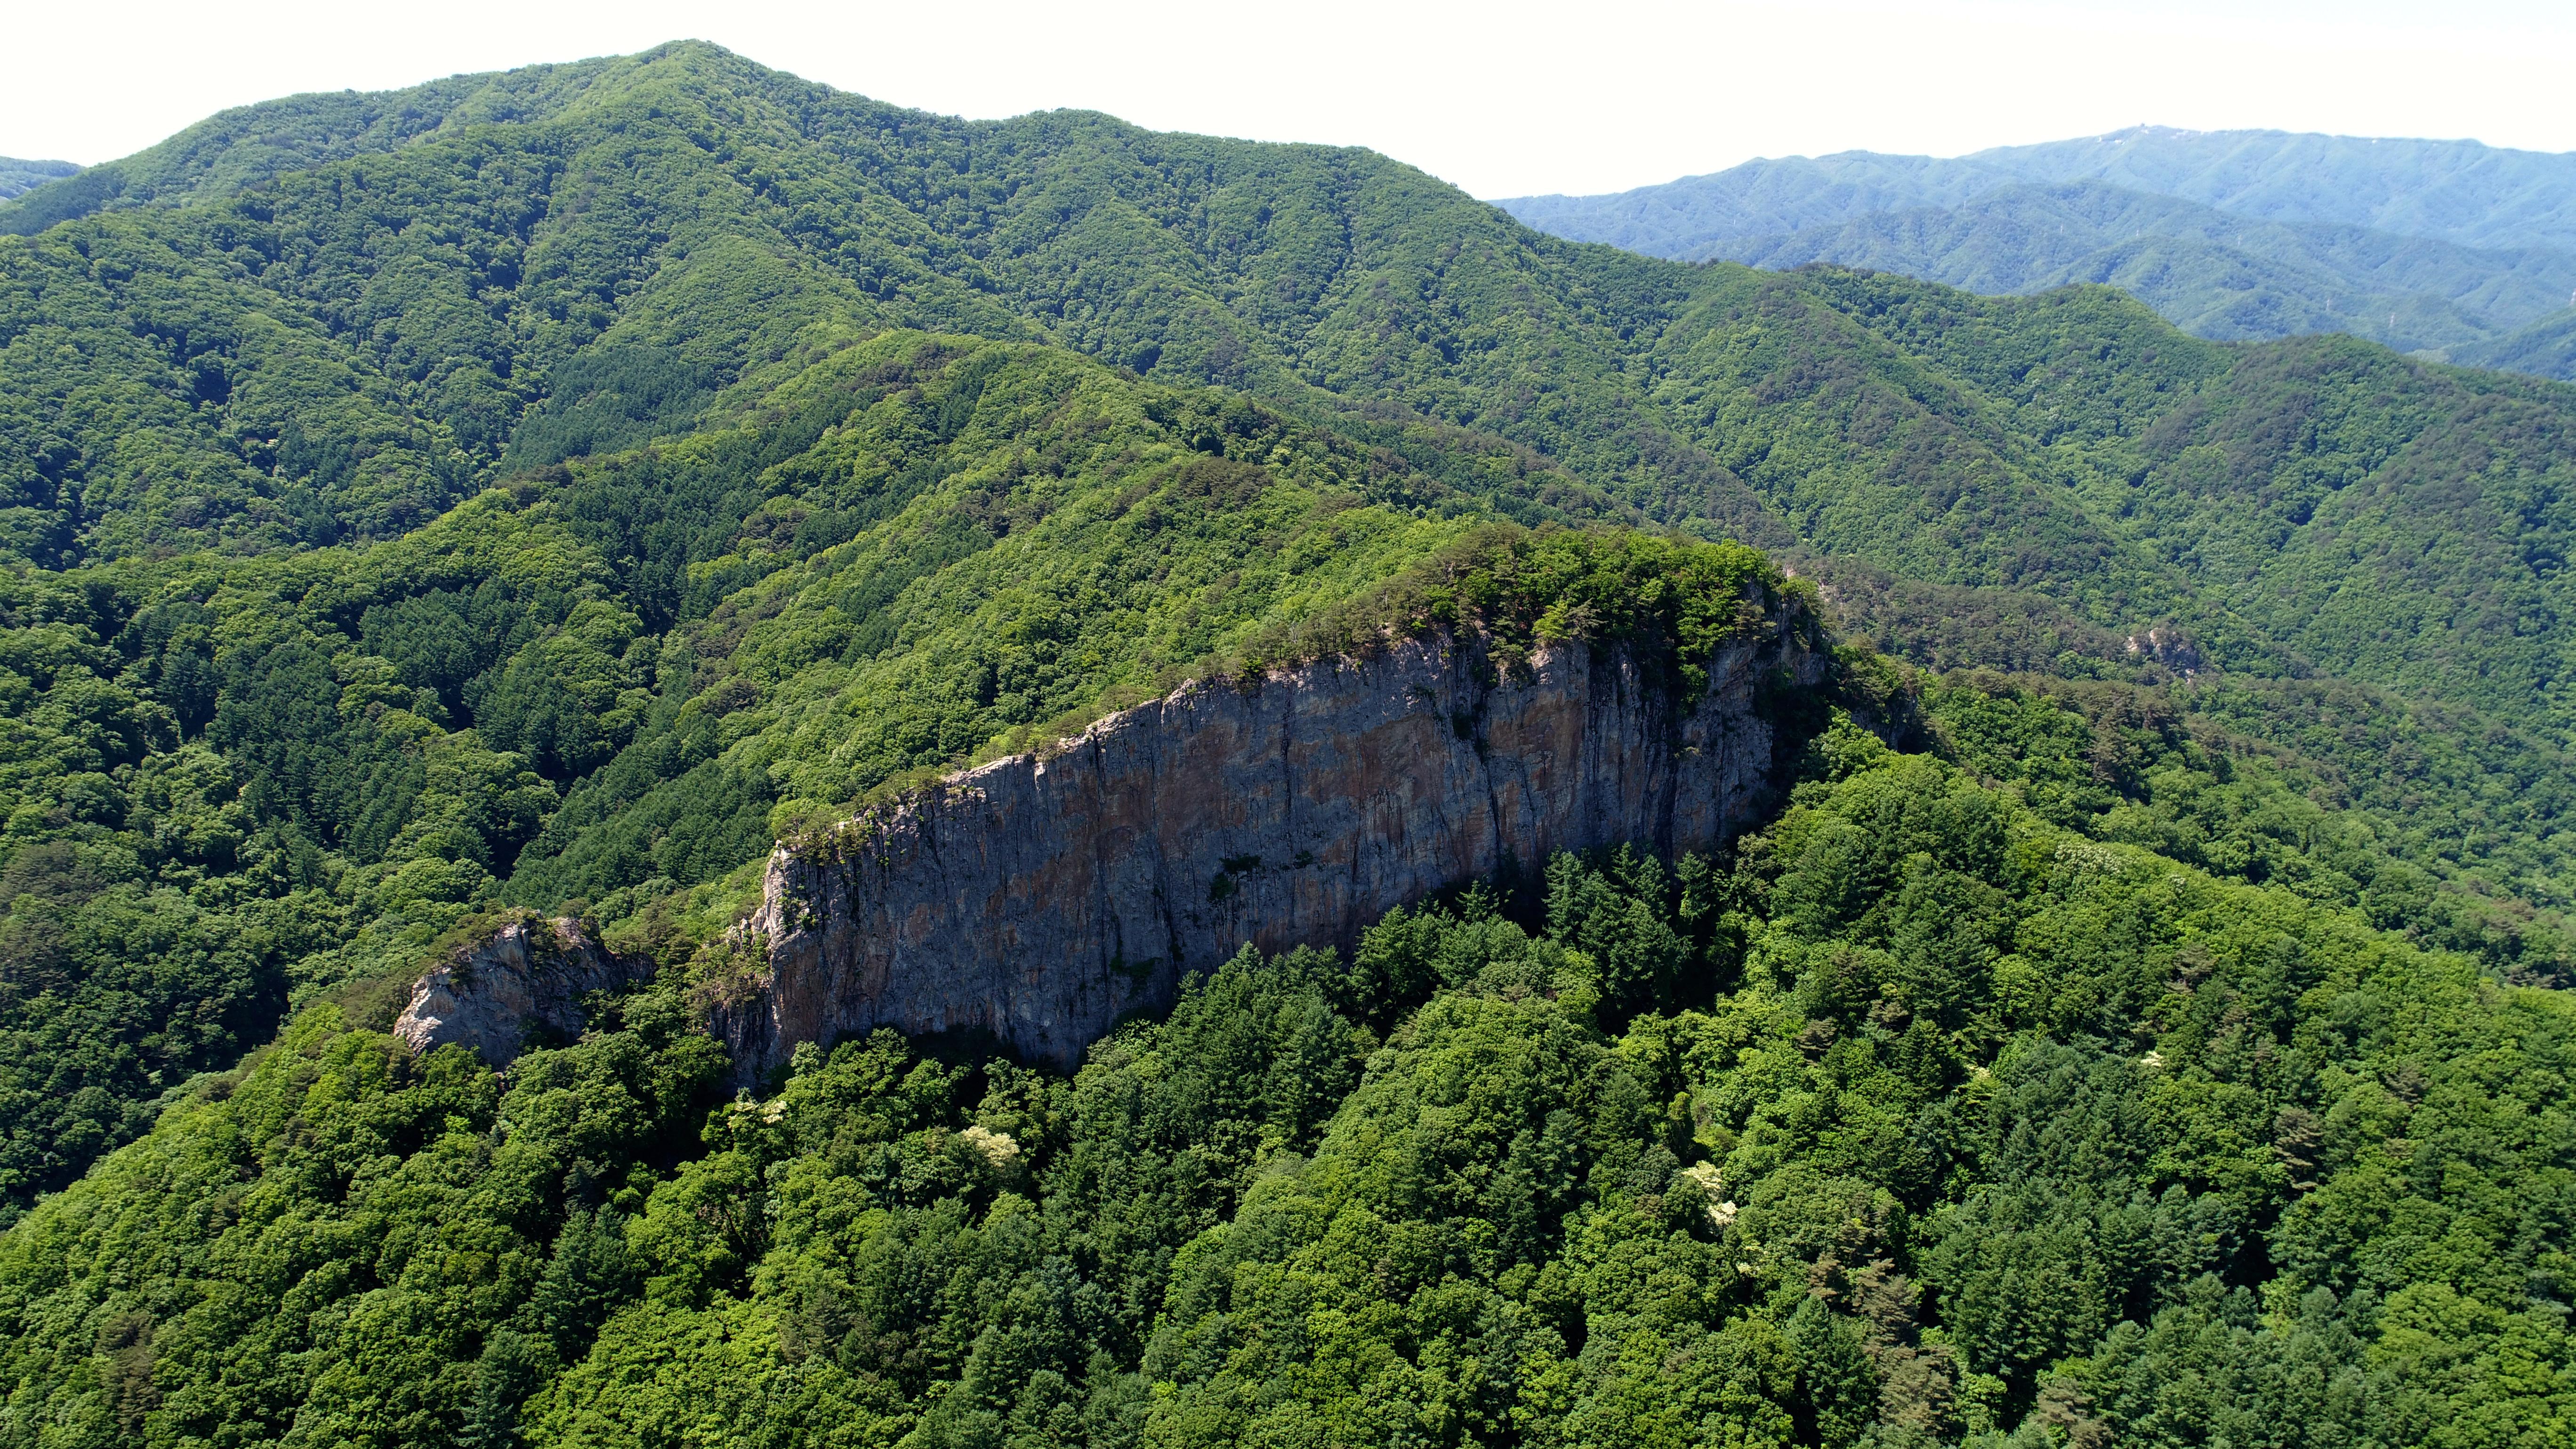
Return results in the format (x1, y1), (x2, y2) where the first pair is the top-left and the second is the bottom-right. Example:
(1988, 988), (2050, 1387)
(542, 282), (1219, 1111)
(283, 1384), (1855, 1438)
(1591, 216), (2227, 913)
(0, 325), (1627, 1205)
(1653, 268), (2576, 746)
(2459, 306), (2576, 378)
(0, 40), (1775, 562)
(1503, 127), (2576, 260)
(1501, 150), (2012, 257)
(5, 716), (2570, 1449)
(6, 36), (2576, 1201)
(0, 58), (630, 232)
(1976, 126), (2576, 252)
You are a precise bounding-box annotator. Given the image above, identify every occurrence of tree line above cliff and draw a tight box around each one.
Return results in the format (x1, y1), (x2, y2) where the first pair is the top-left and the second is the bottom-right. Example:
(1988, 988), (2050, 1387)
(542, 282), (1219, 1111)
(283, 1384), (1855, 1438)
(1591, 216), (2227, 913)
(7, 324), (2569, 1216)
(0, 328), (2567, 1448)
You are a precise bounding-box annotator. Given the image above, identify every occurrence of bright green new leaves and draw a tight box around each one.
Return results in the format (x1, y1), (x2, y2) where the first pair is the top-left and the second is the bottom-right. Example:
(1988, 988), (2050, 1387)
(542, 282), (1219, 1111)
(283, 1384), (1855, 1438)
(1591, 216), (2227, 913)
(0, 989), (726, 1449)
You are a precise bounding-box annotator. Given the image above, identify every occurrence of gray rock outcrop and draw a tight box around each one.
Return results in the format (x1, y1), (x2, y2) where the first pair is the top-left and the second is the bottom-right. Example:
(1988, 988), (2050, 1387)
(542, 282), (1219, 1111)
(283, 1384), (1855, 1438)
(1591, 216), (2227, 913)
(394, 915), (646, 1067)
(711, 614), (1819, 1078)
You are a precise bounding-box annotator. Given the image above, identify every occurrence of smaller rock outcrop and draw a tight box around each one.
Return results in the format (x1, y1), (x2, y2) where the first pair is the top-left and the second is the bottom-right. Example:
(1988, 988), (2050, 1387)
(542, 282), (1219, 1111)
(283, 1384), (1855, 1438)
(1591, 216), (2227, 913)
(394, 915), (646, 1067)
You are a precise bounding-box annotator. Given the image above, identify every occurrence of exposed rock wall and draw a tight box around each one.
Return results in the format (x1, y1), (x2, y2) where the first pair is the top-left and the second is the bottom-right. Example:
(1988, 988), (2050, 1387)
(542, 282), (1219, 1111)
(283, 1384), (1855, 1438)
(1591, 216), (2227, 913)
(713, 617), (1819, 1077)
(394, 915), (645, 1066)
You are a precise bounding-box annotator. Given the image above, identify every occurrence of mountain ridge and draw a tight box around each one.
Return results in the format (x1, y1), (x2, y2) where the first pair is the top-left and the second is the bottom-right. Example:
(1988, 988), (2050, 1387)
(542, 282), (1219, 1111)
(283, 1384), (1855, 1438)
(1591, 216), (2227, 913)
(8, 44), (2573, 743)
(1503, 126), (2576, 253)
(1499, 126), (2576, 376)
(1699, 178), (2576, 353)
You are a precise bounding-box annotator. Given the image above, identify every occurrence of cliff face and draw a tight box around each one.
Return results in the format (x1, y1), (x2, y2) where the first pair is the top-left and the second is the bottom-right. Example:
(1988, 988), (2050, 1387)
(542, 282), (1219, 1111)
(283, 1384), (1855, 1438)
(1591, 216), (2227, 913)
(713, 616), (1819, 1077)
(394, 916), (645, 1066)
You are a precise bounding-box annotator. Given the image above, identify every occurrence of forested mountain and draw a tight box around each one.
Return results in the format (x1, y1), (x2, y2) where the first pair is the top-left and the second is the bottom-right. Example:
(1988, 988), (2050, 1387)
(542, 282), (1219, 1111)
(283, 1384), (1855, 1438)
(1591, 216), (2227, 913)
(0, 161), (75, 205)
(0, 42), (2573, 1448)
(8, 47), (2576, 746)
(1500, 128), (2576, 374)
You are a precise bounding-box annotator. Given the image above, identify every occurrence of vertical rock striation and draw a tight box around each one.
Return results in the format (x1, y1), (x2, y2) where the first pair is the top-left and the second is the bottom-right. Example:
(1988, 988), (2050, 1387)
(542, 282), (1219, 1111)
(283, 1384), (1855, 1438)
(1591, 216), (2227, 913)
(713, 614), (1820, 1078)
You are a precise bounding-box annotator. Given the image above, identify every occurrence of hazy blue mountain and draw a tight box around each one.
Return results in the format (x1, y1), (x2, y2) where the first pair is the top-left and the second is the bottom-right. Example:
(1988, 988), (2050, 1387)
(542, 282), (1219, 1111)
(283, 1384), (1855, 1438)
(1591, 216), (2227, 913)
(1505, 127), (2576, 258)
(1974, 127), (2576, 253)
(1706, 179), (2576, 354)
(1499, 128), (2576, 375)
(0, 157), (76, 202)
(1501, 150), (2008, 255)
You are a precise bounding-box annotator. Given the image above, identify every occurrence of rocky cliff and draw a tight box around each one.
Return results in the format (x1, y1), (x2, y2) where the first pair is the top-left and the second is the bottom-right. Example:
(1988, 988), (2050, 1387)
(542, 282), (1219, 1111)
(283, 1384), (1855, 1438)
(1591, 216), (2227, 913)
(710, 614), (1820, 1078)
(394, 914), (646, 1066)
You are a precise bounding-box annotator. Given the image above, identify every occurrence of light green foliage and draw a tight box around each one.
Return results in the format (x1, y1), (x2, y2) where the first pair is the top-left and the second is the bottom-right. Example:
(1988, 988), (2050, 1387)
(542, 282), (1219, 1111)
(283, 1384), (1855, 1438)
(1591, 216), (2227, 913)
(0, 162), (75, 209)
(0, 986), (725, 1448)
(0, 488), (672, 1204)
(1924, 672), (2576, 981)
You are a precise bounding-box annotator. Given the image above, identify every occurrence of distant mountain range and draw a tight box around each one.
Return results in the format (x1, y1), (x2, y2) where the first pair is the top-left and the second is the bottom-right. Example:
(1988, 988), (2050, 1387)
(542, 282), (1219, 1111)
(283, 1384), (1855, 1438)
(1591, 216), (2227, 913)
(1500, 127), (2576, 378)
(0, 156), (77, 202)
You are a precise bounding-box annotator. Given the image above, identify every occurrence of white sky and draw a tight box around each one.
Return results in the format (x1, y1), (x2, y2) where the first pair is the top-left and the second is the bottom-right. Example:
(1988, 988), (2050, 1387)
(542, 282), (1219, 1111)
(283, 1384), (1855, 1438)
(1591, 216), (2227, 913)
(7, 0), (2574, 200)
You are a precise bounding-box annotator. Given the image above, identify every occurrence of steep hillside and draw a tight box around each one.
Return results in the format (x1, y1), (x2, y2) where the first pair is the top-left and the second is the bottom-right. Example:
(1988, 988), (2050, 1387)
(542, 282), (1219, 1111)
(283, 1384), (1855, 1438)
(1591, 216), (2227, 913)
(4, 47), (2576, 1200)
(0, 60), (628, 231)
(1653, 270), (2576, 747)
(11, 46), (2576, 752)
(0, 327), (1601, 1204)
(5, 717), (2570, 1449)
(0, 40), (1761, 564)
